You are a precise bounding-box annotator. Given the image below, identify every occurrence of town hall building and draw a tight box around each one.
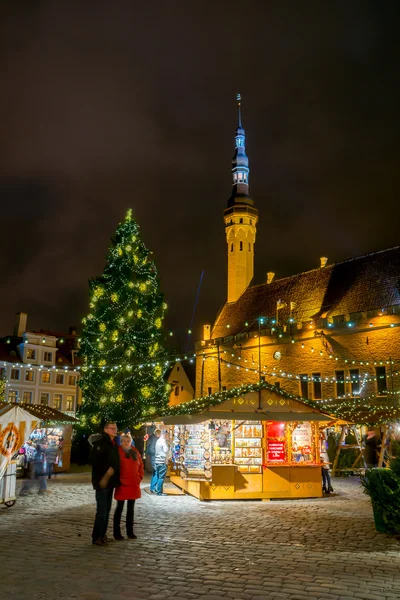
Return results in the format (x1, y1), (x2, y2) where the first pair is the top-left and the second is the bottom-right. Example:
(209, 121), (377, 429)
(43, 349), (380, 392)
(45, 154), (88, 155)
(196, 96), (400, 415)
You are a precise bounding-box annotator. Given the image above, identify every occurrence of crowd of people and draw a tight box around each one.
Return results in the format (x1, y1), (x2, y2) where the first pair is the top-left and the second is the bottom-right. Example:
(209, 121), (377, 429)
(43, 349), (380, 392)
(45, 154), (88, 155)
(89, 422), (170, 546)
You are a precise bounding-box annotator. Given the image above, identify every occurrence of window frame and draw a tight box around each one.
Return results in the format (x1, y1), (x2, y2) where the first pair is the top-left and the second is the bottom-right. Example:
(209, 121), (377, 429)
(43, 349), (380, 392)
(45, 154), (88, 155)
(312, 373), (322, 400)
(300, 374), (308, 399)
(68, 375), (76, 386)
(10, 368), (20, 381)
(40, 393), (49, 406)
(335, 370), (345, 398)
(66, 395), (75, 411)
(25, 370), (35, 382)
(56, 373), (64, 385)
(54, 394), (63, 410)
(8, 390), (18, 403)
(349, 368), (360, 396)
(41, 371), (51, 384)
(22, 391), (32, 404)
(26, 348), (36, 360)
(375, 366), (387, 396)
(43, 351), (53, 362)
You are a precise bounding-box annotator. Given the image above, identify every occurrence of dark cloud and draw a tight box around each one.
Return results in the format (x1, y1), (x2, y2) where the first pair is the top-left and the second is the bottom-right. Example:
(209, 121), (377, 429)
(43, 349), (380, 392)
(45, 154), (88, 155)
(0, 1), (399, 341)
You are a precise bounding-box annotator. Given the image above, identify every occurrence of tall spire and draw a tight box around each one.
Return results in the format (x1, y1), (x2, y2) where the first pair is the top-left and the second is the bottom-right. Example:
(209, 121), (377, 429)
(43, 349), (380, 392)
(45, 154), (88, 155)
(228, 93), (253, 207)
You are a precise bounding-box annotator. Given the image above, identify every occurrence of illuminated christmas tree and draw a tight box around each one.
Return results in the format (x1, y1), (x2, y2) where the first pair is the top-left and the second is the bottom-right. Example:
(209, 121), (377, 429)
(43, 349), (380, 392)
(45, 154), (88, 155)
(78, 209), (169, 430)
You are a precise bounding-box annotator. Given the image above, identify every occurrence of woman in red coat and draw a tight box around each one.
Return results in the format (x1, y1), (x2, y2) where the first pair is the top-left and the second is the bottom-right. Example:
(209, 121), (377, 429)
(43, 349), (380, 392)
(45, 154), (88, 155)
(113, 434), (144, 540)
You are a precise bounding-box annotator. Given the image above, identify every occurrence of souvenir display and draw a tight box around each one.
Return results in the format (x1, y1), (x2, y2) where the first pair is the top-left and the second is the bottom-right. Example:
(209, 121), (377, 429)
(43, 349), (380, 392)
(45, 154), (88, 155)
(233, 421), (263, 473)
(180, 424), (211, 481)
(291, 422), (315, 464)
(210, 420), (233, 464)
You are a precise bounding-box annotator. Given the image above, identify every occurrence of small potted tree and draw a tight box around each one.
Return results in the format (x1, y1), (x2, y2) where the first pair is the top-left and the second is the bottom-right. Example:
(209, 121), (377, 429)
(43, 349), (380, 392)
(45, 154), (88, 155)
(361, 458), (400, 534)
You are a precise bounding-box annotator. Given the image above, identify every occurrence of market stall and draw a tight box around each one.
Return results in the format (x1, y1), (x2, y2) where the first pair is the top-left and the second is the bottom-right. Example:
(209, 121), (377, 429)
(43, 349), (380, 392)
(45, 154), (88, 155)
(0, 402), (77, 485)
(161, 385), (335, 501)
(23, 424), (73, 474)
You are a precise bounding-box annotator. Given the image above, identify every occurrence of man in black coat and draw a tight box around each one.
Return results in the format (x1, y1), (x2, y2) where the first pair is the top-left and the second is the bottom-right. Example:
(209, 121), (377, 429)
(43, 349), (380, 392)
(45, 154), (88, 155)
(89, 422), (120, 546)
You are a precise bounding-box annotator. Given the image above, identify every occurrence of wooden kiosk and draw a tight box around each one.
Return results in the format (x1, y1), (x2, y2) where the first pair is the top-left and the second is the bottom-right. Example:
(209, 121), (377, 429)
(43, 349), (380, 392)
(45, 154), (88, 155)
(161, 385), (334, 501)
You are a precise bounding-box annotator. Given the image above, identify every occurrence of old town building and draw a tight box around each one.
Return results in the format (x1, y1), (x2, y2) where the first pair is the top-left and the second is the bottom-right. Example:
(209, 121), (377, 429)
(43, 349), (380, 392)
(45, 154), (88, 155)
(0, 312), (81, 412)
(166, 360), (195, 406)
(196, 98), (400, 414)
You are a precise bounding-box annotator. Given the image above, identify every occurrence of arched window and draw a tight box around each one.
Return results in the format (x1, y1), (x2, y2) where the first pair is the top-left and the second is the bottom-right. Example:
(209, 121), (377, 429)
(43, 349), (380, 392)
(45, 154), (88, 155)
(248, 242), (251, 251)
(230, 242), (234, 252)
(239, 218), (243, 223)
(239, 241), (243, 251)
(174, 386), (179, 396)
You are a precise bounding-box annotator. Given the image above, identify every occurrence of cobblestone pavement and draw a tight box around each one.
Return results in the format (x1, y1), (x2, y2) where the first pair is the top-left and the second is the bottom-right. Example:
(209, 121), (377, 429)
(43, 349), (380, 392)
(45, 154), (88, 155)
(1, 474), (400, 600)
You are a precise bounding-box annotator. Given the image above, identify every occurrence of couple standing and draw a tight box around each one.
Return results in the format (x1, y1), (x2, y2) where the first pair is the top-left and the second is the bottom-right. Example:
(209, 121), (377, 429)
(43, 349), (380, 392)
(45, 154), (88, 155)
(90, 423), (144, 546)
(147, 429), (170, 496)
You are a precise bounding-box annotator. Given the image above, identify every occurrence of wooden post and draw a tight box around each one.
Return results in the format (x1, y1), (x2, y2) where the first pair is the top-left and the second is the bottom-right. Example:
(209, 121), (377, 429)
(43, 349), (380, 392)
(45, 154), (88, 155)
(332, 425), (346, 477)
(378, 425), (388, 468)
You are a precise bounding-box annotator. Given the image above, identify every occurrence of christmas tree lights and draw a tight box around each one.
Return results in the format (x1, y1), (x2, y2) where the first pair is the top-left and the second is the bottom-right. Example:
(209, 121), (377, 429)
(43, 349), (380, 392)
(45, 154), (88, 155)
(78, 209), (169, 430)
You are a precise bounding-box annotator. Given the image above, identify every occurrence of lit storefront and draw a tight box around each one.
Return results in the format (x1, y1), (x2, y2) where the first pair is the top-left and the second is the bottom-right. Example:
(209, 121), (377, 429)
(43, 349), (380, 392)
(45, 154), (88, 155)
(161, 385), (334, 500)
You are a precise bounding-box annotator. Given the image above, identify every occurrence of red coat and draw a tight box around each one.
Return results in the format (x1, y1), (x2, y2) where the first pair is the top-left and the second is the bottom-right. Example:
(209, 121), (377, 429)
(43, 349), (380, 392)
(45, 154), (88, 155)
(114, 446), (144, 501)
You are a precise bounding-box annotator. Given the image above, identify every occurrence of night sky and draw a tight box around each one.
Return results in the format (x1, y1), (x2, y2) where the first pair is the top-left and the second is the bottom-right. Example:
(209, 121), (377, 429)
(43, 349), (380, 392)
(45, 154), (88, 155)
(1, 2), (399, 347)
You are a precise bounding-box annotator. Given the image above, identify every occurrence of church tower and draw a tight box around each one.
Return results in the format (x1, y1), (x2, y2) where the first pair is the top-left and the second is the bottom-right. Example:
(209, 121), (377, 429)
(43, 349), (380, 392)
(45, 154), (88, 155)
(224, 94), (258, 303)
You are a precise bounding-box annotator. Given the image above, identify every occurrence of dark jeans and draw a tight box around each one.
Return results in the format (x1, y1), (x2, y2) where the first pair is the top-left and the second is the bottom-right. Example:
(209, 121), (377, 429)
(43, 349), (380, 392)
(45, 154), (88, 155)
(155, 464), (167, 495)
(113, 500), (135, 537)
(47, 463), (54, 479)
(322, 468), (332, 490)
(92, 488), (113, 541)
(150, 457), (157, 492)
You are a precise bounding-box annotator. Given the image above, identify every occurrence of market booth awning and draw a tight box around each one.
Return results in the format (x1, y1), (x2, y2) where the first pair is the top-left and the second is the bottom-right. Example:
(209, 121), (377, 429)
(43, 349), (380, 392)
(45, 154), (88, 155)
(0, 402), (79, 424)
(159, 384), (335, 424)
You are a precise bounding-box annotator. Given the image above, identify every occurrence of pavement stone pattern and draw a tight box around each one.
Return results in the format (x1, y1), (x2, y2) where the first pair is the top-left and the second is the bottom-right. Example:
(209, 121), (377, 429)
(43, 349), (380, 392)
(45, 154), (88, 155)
(1, 474), (400, 600)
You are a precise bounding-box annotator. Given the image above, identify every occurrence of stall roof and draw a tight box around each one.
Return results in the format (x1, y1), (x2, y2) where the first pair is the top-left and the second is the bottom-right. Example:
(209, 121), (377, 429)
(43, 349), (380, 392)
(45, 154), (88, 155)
(156, 381), (336, 425)
(161, 410), (333, 425)
(0, 402), (78, 424)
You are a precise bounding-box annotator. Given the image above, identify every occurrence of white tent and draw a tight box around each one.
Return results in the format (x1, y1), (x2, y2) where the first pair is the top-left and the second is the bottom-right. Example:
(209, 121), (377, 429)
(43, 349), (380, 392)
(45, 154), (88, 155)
(0, 404), (42, 482)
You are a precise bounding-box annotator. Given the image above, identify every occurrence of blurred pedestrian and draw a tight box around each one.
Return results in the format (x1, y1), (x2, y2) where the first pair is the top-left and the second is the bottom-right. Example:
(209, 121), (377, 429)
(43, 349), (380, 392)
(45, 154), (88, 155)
(19, 443), (47, 495)
(113, 434), (144, 540)
(46, 441), (58, 479)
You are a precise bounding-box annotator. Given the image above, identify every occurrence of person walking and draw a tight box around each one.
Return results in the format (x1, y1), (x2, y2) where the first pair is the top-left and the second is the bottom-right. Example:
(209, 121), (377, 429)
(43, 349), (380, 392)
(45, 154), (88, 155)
(19, 443), (47, 495)
(89, 422), (120, 546)
(113, 434), (144, 540)
(154, 431), (170, 496)
(45, 441), (58, 479)
(147, 428), (161, 493)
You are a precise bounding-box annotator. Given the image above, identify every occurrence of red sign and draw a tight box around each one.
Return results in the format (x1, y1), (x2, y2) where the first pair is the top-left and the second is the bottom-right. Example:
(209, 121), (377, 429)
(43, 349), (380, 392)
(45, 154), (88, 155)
(267, 441), (286, 463)
(266, 421), (285, 438)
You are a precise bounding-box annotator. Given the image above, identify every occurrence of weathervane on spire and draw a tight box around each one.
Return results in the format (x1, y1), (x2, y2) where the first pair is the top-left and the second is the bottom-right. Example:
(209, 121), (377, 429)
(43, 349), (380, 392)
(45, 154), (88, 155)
(236, 93), (242, 128)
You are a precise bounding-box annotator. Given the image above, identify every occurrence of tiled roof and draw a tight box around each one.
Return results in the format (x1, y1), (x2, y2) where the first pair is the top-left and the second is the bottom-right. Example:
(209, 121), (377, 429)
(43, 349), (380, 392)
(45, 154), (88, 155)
(212, 246), (400, 338)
